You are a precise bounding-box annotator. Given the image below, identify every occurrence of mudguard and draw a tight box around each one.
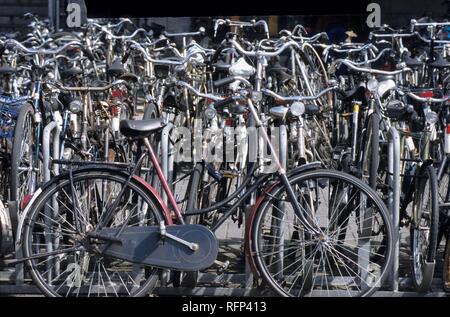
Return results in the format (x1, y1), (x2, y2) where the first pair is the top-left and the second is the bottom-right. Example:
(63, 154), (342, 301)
(15, 166), (172, 247)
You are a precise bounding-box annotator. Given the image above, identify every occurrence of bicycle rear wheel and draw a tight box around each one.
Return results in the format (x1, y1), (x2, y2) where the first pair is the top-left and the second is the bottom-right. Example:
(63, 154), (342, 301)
(251, 169), (393, 297)
(410, 164), (439, 291)
(22, 169), (167, 297)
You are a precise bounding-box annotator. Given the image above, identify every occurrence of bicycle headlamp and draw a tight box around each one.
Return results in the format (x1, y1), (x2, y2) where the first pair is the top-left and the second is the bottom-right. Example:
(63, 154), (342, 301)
(425, 110), (438, 124)
(290, 101), (305, 117)
(69, 99), (83, 114)
(204, 106), (216, 120)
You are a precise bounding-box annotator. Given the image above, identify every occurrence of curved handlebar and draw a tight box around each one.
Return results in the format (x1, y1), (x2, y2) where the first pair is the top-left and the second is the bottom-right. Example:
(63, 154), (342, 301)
(332, 59), (412, 76)
(406, 91), (450, 103)
(46, 79), (127, 92)
(261, 86), (336, 102)
(228, 39), (300, 57)
(214, 19), (269, 38)
(163, 27), (205, 38)
(4, 39), (84, 55)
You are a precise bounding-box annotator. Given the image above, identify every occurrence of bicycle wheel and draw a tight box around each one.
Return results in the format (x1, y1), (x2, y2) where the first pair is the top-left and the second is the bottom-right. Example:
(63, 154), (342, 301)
(437, 159), (450, 248)
(361, 113), (380, 190)
(22, 169), (167, 297)
(410, 164), (439, 291)
(444, 236), (450, 291)
(251, 169), (393, 297)
(10, 103), (40, 230)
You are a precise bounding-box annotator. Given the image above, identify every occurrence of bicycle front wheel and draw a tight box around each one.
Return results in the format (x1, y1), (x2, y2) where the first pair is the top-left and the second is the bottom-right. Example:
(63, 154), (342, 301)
(251, 169), (394, 297)
(22, 169), (167, 297)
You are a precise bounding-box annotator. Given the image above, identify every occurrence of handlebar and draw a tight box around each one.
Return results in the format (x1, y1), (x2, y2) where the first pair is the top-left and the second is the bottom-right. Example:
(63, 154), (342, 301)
(100, 27), (153, 41)
(175, 80), (223, 101)
(213, 76), (252, 88)
(411, 19), (450, 32)
(228, 39), (300, 57)
(406, 91), (450, 103)
(331, 59), (412, 76)
(163, 27), (206, 38)
(4, 39), (84, 55)
(46, 79), (127, 92)
(214, 19), (269, 38)
(323, 43), (379, 56)
(346, 48), (394, 66)
(129, 40), (207, 65)
(261, 86), (337, 102)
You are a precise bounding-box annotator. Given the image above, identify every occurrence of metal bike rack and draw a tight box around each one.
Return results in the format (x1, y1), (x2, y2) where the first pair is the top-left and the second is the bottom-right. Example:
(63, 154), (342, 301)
(161, 122), (174, 204)
(387, 127), (400, 291)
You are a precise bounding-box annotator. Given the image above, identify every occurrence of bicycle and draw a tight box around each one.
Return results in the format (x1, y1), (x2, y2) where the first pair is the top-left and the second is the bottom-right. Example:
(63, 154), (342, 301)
(11, 85), (394, 297)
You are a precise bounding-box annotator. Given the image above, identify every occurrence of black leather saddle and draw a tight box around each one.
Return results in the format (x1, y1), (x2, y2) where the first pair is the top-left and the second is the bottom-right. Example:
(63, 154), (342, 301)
(430, 56), (450, 69)
(120, 118), (166, 138)
(0, 64), (16, 75)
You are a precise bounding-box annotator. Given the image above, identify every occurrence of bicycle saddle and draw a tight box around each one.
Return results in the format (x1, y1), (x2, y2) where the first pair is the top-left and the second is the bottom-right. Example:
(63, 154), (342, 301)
(212, 60), (231, 71)
(120, 118), (166, 138)
(0, 64), (16, 75)
(338, 85), (366, 102)
(107, 58), (126, 76)
(119, 72), (139, 83)
(402, 52), (423, 67)
(268, 62), (293, 84)
(430, 56), (450, 69)
(60, 66), (83, 78)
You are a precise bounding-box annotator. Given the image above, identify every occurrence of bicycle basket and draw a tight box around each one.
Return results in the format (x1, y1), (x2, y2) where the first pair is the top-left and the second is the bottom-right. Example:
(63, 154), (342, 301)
(0, 95), (28, 138)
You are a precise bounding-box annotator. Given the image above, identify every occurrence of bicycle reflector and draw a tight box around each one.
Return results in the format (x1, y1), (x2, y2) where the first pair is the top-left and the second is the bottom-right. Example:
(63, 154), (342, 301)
(419, 90), (434, 98)
(446, 124), (450, 154)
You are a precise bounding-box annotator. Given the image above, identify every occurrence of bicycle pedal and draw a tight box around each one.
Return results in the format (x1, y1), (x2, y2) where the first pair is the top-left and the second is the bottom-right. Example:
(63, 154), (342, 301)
(214, 260), (230, 273)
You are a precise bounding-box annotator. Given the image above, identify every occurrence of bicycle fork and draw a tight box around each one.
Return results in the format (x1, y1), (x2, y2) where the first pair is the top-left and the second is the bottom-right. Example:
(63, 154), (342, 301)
(246, 98), (321, 236)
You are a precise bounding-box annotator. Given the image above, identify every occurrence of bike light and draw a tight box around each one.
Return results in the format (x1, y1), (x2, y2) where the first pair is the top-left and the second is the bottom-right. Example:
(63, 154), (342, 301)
(425, 110), (438, 124)
(290, 101), (305, 116)
(269, 106), (288, 119)
(69, 99), (83, 114)
(367, 78), (378, 93)
(204, 106), (216, 120)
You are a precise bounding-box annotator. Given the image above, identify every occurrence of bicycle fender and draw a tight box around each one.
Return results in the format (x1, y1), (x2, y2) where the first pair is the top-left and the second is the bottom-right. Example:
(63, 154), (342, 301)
(132, 175), (173, 225)
(15, 187), (43, 247)
(15, 167), (173, 247)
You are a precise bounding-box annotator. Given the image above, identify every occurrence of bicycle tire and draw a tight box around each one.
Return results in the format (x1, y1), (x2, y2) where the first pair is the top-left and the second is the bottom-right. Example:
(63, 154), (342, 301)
(10, 103), (38, 232)
(444, 236), (450, 291)
(250, 169), (394, 297)
(411, 164), (439, 291)
(361, 112), (380, 190)
(22, 168), (168, 297)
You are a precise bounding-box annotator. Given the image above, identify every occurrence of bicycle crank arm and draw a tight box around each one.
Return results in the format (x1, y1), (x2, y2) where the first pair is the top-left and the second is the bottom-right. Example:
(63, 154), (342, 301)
(160, 221), (199, 251)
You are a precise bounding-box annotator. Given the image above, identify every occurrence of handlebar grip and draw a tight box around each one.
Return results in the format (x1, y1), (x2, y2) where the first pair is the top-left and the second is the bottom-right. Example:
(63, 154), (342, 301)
(82, 47), (95, 61)
(122, 51), (131, 64)
(213, 77), (237, 88)
(214, 96), (238, 108)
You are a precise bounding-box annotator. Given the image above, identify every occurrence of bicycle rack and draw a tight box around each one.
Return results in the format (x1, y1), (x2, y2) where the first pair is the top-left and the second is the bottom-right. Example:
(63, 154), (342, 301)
(387, 127), (400, 292)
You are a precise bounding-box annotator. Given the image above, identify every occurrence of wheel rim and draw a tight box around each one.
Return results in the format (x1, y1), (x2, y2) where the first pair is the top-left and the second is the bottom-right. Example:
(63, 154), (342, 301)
(24, 173), (163, 297)
(253, 171), (392, 297)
